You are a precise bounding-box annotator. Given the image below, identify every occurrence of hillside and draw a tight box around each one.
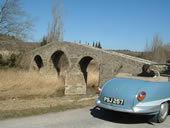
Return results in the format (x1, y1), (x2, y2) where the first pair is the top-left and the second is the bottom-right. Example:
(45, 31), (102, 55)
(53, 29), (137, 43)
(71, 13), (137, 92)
(0, 34), (146, 59)
(0, 35), (40, 52)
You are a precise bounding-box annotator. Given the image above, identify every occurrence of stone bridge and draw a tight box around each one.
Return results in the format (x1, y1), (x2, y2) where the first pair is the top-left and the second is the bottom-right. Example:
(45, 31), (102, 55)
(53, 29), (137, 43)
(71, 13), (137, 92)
(20, 41), (153, 95)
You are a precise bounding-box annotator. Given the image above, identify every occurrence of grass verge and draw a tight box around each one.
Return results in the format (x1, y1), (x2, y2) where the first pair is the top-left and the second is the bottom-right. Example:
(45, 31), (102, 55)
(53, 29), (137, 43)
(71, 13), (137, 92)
(0, 95), (96, 120)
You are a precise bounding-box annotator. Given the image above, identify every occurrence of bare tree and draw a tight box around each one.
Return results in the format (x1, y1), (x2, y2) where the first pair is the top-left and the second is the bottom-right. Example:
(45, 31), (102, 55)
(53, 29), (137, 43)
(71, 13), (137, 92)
(143, 39), (152, 60)
(143, 33), (169, 62)
(151, 33), (167, 62)
(47, 0), (63, 42)
(0, 0), (33, 40)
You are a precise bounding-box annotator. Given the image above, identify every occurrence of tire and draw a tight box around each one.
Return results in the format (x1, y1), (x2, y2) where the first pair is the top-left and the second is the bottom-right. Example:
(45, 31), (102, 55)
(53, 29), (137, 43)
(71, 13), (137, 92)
(151, 102), (169, 123)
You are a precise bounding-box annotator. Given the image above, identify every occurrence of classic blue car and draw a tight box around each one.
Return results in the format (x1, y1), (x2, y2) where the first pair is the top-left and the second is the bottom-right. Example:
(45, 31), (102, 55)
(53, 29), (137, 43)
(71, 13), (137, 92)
(96, 67), (170, 123)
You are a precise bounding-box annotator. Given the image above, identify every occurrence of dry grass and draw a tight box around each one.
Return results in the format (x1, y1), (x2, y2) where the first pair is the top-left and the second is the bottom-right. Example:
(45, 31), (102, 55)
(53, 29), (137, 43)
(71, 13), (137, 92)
(0, 68), (97, 120)
(87, 62), (99, 88)
(0, 96), (96, 120)
(0, 69), (65, 100)
(87, 71), (99, 87)
(0, 68), (99, 99)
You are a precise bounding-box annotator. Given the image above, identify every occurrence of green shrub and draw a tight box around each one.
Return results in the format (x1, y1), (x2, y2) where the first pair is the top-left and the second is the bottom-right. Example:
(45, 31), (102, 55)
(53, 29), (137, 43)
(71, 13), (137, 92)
(166, 59), (170, 63)
(8, 54), (17, 67)
(0, 54), (2, 60)
(0, 54), (3, 65)
(0, 54), (8, 66)
(0, 53), (23, 68)
(40, 36), (48, 46)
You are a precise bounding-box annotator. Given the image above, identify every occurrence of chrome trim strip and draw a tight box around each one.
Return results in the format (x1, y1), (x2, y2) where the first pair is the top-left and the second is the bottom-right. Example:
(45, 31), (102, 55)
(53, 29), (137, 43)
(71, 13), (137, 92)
(136, 98), (170, 107)
(96, 99), (160, 115)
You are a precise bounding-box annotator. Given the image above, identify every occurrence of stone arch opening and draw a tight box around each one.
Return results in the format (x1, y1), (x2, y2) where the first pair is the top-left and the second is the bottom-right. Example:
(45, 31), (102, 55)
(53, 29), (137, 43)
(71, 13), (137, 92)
(51, 50), (69, 76)
(79, 56), (93, 83)
(34, 55), (44, 69)
(50, 50), (69, 96)
(79, 56), (99, 95)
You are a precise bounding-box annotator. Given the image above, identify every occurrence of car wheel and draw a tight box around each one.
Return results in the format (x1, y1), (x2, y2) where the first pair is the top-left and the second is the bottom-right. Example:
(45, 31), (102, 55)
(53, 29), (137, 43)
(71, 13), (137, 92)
(151, 102), (169, 123)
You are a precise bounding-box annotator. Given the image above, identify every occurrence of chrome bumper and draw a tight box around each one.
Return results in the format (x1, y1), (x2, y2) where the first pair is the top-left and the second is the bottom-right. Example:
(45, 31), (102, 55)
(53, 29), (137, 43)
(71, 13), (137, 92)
(96, 99), (160, 115)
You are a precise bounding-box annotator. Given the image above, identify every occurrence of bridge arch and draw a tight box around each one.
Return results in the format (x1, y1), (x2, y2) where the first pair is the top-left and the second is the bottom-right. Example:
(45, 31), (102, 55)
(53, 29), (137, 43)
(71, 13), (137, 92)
(49, 50), (69, 77)
(78, 55), (100, 94)
(33, 55), (44, 70)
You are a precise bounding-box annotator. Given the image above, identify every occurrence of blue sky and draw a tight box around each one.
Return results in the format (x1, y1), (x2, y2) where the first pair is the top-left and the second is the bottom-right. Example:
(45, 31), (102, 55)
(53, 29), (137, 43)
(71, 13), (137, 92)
(21, 0), (170, 51)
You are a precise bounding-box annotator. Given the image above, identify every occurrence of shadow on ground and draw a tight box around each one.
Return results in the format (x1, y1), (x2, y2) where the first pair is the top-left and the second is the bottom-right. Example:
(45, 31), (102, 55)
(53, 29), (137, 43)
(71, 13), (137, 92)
(90, 106), (154, 125)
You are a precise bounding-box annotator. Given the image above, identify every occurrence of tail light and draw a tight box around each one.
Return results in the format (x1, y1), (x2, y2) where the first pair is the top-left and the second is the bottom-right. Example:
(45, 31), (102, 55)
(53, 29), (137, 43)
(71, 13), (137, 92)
(96, 87), (102, 94)
(137, 91), (146, 101)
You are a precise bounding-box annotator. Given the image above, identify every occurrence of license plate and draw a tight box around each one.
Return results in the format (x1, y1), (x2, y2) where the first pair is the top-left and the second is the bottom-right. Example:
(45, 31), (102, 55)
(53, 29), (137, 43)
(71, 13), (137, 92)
(104, 97), (124, 105)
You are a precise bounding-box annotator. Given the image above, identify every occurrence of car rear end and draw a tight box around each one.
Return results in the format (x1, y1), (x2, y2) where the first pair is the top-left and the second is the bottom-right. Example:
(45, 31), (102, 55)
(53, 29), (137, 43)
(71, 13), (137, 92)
(96, 78), (160, 114)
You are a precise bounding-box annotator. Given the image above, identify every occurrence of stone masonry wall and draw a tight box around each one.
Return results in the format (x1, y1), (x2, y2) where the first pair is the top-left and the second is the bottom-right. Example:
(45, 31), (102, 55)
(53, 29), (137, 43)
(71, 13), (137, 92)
(20, 41), (154, 95)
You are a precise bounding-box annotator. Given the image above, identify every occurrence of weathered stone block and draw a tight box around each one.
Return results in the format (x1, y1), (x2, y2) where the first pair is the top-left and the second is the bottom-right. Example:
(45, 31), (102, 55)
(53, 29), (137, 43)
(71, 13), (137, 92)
(65, 70), (86, 95)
